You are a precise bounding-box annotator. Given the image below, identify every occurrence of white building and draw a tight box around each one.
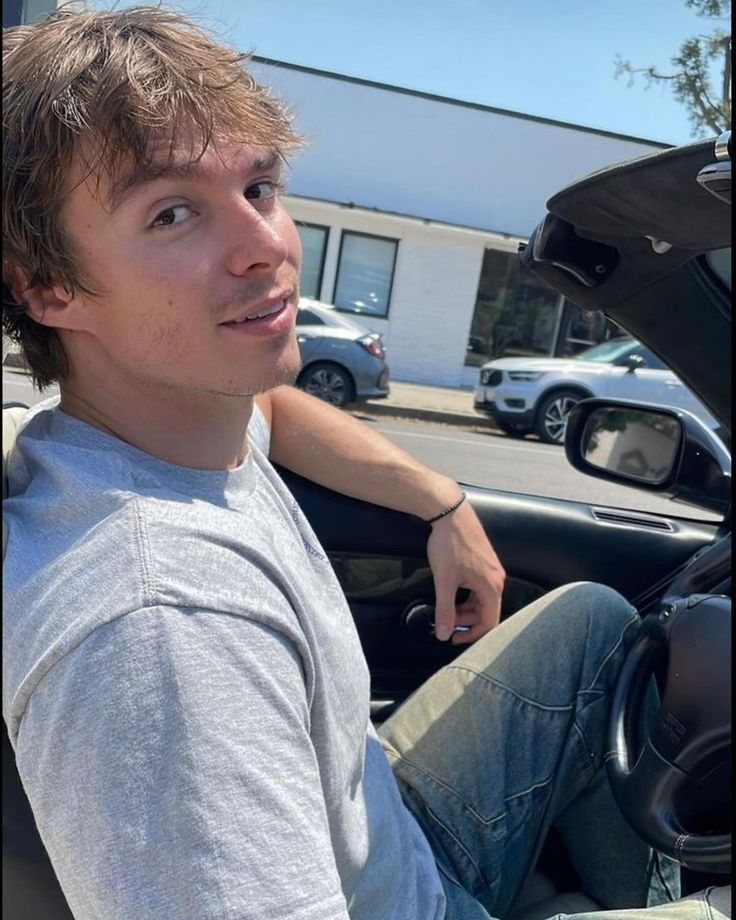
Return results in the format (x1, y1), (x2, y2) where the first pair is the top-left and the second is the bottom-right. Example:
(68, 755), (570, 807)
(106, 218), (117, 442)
(251, 58), (668, 387)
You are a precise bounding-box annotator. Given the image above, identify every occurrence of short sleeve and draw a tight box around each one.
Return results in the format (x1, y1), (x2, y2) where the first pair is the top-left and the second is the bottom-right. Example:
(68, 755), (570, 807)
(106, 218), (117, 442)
(14, 606), (350, 920)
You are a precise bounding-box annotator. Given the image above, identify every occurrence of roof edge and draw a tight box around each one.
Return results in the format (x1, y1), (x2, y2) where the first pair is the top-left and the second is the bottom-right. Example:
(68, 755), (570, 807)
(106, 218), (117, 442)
(251, 55), (673, 150)
(284, 193), (527, 244)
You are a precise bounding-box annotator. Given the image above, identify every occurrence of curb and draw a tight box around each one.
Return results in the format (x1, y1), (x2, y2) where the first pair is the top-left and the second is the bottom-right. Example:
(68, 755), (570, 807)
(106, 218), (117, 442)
(349, 400), (498, 430)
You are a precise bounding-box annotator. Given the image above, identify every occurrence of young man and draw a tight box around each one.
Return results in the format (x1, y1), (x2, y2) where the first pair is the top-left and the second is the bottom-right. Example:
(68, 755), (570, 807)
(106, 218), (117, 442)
(2, 8), (727, 920)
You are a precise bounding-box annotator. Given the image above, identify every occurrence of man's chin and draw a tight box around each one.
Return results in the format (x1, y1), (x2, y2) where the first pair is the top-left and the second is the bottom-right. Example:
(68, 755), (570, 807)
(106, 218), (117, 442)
(217, 357), (302, 398)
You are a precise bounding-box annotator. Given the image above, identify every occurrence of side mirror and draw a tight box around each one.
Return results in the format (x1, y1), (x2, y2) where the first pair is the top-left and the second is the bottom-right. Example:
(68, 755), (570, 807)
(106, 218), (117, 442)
(565, 398), (731, 515)
(619, 354), (645, 373)
(696, 129), (731, 205)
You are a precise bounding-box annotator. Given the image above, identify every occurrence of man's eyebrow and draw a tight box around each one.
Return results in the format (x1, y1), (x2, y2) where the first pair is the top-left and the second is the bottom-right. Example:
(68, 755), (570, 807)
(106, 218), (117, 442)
(106, 150), (282, 211)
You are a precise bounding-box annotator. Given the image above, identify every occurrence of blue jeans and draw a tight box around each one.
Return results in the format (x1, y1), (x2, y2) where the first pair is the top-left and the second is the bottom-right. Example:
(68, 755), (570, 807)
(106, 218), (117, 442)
(378, 582), (715, 920)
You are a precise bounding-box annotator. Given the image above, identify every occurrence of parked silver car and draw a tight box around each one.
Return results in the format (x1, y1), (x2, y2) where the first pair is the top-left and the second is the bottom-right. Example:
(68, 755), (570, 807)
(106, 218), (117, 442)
(295, 299), (390, 408)
(474, 336), (718, 444)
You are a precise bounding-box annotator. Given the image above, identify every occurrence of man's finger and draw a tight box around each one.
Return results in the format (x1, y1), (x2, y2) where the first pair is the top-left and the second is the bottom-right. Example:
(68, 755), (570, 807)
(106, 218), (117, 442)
(451, 622), (488, 645)
(469, 588), (502, 635)
(432, 579), (457, 642)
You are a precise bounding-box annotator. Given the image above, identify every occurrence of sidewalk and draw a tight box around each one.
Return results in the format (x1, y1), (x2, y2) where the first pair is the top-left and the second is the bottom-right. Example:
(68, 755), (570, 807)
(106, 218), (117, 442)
(350, 380), (495, 429)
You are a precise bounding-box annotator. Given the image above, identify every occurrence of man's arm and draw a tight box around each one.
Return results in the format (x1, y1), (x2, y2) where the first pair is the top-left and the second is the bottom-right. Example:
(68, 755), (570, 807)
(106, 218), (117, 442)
(256, 386), (505, 643)
(18, 606), (351, 920)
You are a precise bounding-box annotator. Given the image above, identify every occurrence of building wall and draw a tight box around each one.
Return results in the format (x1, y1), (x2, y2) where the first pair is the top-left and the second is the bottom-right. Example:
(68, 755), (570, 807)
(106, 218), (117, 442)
(286, 196), (522, 387)
(3, 0), (69, 27)
(257, 61), (668, 387)
(253, 60), (666, 239)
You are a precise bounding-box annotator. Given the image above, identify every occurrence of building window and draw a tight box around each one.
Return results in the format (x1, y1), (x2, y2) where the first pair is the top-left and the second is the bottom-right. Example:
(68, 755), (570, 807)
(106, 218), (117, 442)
(553, 300), (624, 357)
(296, 224), (329, 300)
(333, 231), (398, 318)
(465, 248), (562, 367)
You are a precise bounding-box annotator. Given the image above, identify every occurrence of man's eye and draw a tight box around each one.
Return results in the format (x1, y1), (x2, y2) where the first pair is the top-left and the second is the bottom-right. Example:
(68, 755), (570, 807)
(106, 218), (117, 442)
(150, 204), (191, 228)
(244, 180), (283, 202)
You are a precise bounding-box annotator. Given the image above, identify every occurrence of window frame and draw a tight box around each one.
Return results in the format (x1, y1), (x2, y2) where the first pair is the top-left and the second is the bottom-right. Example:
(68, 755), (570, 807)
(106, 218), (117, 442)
(295, 222), (330, 301)
(332, 229), (399, 319)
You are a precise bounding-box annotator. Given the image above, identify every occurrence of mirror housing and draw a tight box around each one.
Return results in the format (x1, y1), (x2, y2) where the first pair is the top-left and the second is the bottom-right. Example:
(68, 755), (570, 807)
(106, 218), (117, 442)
(565, 398), (731, 515)
(619, 354), (645, 373)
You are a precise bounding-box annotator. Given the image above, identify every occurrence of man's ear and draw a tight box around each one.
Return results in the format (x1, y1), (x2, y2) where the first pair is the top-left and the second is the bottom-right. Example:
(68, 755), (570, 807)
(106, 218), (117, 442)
(7, 267), (75, 329)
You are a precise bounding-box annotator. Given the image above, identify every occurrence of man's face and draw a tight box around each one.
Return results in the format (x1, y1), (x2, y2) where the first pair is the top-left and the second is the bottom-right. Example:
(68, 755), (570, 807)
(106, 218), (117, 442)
(59, 138), (302, 400)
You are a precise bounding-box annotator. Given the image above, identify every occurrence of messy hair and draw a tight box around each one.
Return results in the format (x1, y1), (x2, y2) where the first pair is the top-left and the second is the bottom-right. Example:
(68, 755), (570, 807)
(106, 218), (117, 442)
(2, 5), (302, 389)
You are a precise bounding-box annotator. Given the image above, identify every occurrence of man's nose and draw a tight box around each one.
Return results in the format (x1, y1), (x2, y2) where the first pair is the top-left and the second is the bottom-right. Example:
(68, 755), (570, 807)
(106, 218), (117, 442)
(224, 202), (289, 276)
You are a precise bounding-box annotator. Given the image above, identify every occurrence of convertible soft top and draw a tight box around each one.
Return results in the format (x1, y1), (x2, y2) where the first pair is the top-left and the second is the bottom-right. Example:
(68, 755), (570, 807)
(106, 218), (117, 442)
(548, 138), (730, 252)
(522, 134), (731, 434)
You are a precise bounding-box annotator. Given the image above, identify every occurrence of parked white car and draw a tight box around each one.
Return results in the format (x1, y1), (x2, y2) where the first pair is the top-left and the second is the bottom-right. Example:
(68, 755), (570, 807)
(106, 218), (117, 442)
(473, 337), (718, 444)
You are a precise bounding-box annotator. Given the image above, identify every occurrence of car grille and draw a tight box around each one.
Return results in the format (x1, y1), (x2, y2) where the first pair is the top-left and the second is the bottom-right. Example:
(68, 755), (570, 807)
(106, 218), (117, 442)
(481, 370), (502, 386)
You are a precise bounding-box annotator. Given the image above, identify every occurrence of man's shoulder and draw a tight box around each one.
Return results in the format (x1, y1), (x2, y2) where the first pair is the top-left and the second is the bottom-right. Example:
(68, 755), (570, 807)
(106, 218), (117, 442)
(4, 478), (304, 659)
(2, 486), (315, 746)
(2, 402), (318, 734)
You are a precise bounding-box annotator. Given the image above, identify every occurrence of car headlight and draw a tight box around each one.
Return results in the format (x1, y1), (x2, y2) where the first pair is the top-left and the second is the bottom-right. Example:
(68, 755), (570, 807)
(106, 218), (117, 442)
(480, 369), (503, 386)
(507, 371), (546, 382)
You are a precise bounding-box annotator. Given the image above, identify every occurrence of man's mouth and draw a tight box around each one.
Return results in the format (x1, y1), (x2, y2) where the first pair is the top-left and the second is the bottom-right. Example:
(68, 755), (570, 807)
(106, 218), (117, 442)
(222, 298), (289, 325)
(219, 292), (296, 338)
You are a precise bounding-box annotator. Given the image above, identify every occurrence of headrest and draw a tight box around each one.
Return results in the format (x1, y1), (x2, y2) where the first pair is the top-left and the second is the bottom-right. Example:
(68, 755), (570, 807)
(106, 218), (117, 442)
(3, 404), (29, 558)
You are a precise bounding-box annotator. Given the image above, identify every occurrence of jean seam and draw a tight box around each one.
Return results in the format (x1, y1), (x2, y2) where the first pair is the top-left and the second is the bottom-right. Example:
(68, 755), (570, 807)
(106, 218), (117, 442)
(443, 663), (577, 712)
(435, 857), (464, 890)
(702, 887), (717, 920)
(388, 748), (509, 825)
(569, 717), (598, 784)
(423, 799), (489, 886)
(654, 853), (679, 903)
(389, 745), (556, 829)
(585, 613), (639, 692)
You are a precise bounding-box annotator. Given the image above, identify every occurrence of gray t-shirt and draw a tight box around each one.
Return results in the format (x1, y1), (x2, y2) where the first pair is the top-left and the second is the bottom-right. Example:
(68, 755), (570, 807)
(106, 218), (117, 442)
(3, 399), (446, 920)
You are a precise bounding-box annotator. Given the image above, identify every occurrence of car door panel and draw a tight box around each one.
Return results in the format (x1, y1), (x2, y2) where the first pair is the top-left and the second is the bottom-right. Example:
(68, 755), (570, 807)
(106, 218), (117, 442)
(278, 467), (721, 707)
(295, 333), (324, 361)
(604, 368), (715, 425)
(603, 367), (674, 405)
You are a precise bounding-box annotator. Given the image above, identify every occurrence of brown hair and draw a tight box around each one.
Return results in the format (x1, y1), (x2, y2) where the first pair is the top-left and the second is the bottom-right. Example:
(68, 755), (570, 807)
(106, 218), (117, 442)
(2, 5), (302, 389)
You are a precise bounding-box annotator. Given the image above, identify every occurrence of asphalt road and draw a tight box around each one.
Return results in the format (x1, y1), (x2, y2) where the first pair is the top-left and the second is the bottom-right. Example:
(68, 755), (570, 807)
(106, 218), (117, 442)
(2, 369), (719, 523)
(359, 414), (720, 523)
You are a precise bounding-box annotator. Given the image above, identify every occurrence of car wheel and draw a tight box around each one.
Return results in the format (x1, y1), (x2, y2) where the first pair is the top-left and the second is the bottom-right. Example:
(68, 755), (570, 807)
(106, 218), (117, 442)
(534, 389), (586, 444)
(299, 362), (355, 408)
(495, 420), (531, 438)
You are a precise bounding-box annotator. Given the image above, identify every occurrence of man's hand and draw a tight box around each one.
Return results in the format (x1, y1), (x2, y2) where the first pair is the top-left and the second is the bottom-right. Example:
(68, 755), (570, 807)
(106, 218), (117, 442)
(262, 387), (506, 642)
(426, 500), (505, 645)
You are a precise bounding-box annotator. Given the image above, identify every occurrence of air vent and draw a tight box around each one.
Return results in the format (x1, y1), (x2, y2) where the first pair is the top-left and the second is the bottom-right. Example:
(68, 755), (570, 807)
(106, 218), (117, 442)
(591, 508), (675, 532)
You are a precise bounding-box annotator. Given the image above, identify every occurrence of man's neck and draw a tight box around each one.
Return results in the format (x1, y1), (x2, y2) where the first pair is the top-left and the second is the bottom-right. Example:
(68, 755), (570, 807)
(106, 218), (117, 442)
(59, 377), (254, 471)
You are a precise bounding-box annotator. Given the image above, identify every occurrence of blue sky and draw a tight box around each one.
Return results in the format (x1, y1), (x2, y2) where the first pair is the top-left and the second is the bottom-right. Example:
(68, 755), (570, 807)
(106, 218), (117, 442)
(98, 0), (728, 144)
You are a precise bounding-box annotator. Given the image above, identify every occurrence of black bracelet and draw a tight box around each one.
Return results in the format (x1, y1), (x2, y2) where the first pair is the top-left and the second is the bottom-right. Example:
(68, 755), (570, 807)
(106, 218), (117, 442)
(425, 491), (467, 524)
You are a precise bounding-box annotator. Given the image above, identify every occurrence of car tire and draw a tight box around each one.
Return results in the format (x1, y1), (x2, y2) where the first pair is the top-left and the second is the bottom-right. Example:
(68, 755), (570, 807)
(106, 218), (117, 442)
(496, 420), (531, 438)
(298, 362), (355, 408)
(534, 388), (587, 444)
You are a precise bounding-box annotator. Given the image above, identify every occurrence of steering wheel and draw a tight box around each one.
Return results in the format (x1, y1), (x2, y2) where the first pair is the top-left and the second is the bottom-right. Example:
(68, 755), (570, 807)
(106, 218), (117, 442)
(606, 593), (731, 874)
